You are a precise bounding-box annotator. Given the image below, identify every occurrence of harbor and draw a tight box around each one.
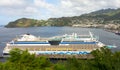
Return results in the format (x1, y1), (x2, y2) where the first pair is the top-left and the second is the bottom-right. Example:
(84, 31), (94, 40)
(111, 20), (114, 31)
(2, 31), (116, 59)
(0, 27), (120, 59)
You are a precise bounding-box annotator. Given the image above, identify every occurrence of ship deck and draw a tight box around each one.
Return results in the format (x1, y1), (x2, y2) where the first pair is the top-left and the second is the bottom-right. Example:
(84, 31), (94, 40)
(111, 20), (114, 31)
(5, 44), (97, 59)
(7, 44), (99, 51)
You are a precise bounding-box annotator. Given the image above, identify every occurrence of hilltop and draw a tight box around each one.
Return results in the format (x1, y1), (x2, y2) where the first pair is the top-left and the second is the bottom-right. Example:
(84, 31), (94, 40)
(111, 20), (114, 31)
(5, 8), (120, 28)
(5, 18), (48, 27)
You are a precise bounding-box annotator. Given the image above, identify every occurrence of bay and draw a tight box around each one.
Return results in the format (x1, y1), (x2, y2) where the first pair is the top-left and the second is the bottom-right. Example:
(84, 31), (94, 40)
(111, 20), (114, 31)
(0, 26), (120, 56)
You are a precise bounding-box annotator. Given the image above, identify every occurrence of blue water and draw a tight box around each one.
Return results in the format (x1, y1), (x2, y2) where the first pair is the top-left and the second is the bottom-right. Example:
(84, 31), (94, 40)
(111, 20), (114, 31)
(0, 26), (120, 56)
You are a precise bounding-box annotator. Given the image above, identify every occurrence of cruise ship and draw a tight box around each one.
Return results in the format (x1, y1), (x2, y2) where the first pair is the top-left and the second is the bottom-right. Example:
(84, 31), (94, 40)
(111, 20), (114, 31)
(3, 32), (112, 57)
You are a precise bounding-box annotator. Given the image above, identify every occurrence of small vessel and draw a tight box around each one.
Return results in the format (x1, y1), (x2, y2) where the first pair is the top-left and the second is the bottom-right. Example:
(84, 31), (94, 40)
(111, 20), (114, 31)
(106, 45), (117, 48)
(3, 32), (114, 57)
(115, 31), (120, 35)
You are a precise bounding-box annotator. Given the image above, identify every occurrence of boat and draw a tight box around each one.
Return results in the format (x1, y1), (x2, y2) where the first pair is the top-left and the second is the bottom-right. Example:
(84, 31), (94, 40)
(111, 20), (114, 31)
(106, 45), (117, 48)
(3, 32), (114, 57)
(115, 31), (120, 35)
(115, 32), (120, 35)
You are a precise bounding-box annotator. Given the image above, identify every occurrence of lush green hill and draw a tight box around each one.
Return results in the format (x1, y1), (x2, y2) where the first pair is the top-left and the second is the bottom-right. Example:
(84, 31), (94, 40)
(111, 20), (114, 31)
(5, 18), (48, 27)
(5, 8), (120, 27)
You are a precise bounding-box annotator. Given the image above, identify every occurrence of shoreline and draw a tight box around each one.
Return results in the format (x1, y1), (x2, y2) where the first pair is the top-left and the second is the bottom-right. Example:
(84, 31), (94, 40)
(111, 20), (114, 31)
(104, 29), (120, 34)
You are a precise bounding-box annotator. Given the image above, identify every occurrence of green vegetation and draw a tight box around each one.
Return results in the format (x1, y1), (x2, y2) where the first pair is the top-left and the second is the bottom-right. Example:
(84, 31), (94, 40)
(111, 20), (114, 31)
(5, 8), (120, 27)
(5, 18), (48, 28)
(0, 47), (120, 70)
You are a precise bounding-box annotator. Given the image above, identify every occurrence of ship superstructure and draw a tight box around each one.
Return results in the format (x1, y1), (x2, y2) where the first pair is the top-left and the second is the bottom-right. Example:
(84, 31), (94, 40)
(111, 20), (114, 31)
(3, 32), (105, 57)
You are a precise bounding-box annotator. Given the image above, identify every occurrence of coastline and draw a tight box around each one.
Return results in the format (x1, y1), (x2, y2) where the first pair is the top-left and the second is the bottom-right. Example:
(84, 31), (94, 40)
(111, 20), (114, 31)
(104, 29), (120, 35)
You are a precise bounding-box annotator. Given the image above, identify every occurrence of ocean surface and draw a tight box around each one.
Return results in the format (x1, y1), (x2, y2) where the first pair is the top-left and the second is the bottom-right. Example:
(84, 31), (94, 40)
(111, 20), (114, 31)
(0, 26), (120, 56)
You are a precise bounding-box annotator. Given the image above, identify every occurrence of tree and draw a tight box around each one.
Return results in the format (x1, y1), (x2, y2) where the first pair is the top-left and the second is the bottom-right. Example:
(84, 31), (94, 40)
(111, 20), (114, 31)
(91, 47), (114, 70)
(1, 47), (120, 70)
(3, 48), (52, 70)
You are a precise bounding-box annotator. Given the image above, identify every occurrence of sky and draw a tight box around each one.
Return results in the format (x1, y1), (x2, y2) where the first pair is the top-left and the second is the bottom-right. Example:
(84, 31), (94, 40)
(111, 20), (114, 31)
(0, 0), (120, 25)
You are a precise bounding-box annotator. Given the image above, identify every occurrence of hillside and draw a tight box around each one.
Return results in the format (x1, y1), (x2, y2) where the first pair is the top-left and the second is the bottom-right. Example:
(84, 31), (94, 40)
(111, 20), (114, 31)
(5, 8), (120, 27)
(5, 18), (48, 27)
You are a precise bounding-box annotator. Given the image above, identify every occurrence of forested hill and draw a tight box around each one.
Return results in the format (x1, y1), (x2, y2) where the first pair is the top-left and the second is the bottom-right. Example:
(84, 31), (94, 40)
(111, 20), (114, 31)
(5, 8), (120, 27)
(5, 18), (47, 27)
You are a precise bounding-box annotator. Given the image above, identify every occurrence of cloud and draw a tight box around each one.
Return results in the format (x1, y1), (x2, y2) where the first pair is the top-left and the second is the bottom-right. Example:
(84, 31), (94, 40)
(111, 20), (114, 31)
(33, 0), (58, 14)
(55, 0), (120, 17)
(0, 0), (40, 17)
(34, 0), (54, 9)
(24, 7), (39, 15)
(0, 0), (26, 7)
(0, 0), (120, 21)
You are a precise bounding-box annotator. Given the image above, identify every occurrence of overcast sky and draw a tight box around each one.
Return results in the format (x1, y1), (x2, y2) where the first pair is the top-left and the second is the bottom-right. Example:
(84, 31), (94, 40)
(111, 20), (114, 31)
(0, 0), (120, 25)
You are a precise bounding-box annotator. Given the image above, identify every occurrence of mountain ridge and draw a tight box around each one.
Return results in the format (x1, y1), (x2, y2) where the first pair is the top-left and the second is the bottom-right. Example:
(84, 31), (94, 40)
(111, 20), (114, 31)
(5, 8), (120, 28)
